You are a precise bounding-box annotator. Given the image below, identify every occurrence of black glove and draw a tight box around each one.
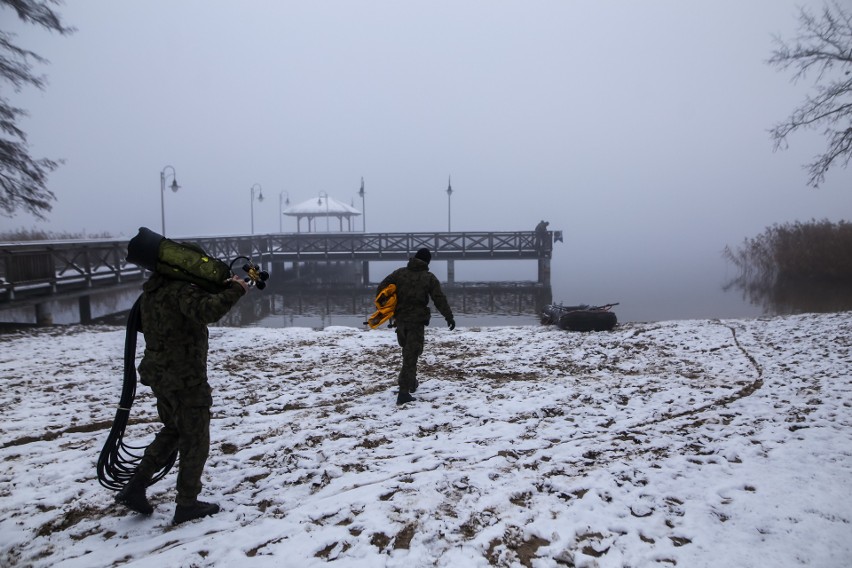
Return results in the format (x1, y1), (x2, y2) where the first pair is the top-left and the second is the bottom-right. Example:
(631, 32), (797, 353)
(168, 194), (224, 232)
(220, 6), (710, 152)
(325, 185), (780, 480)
(447, 318), (456, 331)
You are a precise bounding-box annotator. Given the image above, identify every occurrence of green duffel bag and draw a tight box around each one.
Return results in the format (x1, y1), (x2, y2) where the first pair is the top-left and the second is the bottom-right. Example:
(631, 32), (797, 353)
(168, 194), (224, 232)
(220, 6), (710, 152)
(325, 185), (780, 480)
(126, 227), (232, 292)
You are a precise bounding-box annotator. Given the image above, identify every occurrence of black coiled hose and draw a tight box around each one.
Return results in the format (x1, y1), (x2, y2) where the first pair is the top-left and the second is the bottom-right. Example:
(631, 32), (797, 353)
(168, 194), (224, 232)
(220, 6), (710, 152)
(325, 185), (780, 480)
(96, 295), (177, 490)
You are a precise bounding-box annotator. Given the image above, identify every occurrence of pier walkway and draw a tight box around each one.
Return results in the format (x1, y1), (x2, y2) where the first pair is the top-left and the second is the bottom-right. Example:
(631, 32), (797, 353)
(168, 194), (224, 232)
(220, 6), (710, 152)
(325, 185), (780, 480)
(1, 230), (557, 324)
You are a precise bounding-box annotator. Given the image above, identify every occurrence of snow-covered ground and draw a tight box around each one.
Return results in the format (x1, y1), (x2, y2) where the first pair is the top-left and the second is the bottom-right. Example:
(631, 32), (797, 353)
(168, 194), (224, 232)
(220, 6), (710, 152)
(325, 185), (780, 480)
(1, 312), (851, 567)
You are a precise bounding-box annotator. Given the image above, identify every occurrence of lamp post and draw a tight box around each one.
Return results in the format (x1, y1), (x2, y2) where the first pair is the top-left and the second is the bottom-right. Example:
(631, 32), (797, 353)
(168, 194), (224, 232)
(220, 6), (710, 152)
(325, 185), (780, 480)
(250, 183), (264, 235)
(446, 175), (453, 232)
(160, 165), (180, 236)
(318, 191), (330, 232)
(279, 191), (290, 233)
(358, 177), (366, 232)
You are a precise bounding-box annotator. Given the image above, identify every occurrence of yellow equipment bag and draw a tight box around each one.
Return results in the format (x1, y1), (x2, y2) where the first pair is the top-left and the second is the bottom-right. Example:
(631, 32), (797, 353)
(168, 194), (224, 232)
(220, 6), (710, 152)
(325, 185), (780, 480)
(366, 284), (397, 329)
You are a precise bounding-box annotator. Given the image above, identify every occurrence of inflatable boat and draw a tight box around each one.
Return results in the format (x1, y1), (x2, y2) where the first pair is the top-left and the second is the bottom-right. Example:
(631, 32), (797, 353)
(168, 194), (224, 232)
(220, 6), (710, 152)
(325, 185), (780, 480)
(541, 302), (619, 332)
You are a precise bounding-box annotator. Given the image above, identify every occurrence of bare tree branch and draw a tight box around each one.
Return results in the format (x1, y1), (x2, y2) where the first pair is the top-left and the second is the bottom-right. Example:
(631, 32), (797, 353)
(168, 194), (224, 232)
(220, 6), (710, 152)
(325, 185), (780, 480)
(769, 1), (852, 187)
(0, 0), (73, 219)
(5, 0), (73, 34)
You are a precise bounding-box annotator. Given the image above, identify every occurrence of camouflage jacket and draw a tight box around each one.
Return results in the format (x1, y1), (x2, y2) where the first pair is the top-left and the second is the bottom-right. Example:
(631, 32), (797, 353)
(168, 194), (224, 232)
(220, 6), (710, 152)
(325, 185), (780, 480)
(138, 273), (245, 394)
(377, 258), (453, 325)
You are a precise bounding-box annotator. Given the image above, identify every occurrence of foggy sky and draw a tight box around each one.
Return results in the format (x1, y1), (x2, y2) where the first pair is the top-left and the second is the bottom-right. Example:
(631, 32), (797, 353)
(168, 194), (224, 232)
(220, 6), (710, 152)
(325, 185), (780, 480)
(2, 1), (849, 321)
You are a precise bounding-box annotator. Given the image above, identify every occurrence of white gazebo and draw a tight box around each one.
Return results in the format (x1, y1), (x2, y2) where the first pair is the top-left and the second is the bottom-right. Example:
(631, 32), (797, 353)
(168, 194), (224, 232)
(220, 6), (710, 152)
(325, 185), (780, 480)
(283, 194), (362, 233)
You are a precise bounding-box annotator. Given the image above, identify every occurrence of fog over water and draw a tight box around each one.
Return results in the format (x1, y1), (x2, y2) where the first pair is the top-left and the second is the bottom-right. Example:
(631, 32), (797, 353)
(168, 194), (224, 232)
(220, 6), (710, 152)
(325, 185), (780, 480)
(2, 1), (848, 324)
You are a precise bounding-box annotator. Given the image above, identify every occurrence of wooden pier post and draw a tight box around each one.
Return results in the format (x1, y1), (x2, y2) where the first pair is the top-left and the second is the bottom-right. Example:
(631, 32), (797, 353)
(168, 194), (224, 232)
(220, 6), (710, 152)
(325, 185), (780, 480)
(35, 302), (53, 326)
(79, 296), (92, 324)
(361, 261), (370, 286)
(537, 257), (551, 286)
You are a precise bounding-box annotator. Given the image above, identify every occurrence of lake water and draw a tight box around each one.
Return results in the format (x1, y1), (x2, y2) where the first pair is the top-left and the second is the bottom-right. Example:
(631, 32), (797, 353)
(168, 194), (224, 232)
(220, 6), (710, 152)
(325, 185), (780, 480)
(227, 252), (850, 329)
(3, 250), (848, 328)
(215, 253), (768, 329)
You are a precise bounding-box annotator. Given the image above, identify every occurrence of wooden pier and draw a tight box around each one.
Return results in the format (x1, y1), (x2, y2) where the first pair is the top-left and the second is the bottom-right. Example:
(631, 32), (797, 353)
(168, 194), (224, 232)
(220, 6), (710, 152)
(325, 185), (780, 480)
(0, 230), (557, 324)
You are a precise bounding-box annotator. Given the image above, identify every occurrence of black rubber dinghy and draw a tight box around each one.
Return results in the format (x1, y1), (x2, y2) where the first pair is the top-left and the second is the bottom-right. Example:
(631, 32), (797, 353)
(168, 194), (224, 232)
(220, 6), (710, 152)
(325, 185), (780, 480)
(557, 309), (617, 332)
(541, 303), (619, 332)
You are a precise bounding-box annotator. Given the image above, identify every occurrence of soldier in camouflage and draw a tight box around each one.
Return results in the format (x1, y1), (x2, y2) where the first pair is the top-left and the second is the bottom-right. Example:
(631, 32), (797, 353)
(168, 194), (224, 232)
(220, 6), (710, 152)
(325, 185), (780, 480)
(114, 271), (248, 525)
(377, 248), (455, 405)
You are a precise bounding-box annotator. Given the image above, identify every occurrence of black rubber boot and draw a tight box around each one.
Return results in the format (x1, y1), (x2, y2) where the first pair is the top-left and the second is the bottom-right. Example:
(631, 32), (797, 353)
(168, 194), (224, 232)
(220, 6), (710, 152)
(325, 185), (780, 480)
(173, 501), (220, 525)
(115, 475), (153, 516)
(396, 391), (416, 405)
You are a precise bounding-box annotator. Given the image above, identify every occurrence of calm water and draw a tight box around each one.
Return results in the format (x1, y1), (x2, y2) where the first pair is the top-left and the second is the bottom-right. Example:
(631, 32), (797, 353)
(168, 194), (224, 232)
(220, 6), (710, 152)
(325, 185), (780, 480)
(225, 256), (850, 328)
(3, 255), (849, 328)
(217, 255), (770, 329)
(220, 281), (552, 329)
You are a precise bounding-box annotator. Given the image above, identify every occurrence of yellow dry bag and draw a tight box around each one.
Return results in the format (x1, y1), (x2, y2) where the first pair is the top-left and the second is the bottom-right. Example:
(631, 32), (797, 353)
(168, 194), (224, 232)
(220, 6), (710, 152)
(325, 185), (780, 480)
(366, 284), (397, 329)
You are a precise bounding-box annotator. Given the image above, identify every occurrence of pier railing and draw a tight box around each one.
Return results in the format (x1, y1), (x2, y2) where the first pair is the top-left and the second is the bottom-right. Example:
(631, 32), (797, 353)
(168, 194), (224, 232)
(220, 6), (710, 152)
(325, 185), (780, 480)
(1, 230), (554, 308)
(0, 238), (145, 303)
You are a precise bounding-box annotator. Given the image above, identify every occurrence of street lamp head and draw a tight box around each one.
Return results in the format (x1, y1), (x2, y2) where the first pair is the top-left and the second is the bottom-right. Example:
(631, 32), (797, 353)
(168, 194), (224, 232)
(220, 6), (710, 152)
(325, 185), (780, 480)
(160, 165), (180, 236)
(250, 183), (263, 234)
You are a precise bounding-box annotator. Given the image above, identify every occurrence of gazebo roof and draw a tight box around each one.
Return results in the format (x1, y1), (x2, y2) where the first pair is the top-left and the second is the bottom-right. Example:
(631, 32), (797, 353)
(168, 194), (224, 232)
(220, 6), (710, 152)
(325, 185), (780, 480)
(284, 196), (361, 217)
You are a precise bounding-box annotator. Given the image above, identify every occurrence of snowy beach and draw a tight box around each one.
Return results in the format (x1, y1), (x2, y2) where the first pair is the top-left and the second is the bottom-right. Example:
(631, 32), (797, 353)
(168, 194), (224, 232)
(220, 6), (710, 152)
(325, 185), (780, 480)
(1, 312), (851, 567)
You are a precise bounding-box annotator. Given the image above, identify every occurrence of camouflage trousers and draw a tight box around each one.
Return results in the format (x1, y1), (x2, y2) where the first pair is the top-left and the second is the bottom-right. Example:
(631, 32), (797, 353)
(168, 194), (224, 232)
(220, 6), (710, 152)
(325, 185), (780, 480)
(395, 321), (425, 393)
(137, 383), (211, 506)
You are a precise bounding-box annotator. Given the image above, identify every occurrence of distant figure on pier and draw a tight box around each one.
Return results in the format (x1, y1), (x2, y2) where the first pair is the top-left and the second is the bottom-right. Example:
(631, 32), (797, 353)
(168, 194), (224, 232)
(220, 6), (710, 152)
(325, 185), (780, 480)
(377, 247), (455, 406)
(535, 220), (551, 253)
